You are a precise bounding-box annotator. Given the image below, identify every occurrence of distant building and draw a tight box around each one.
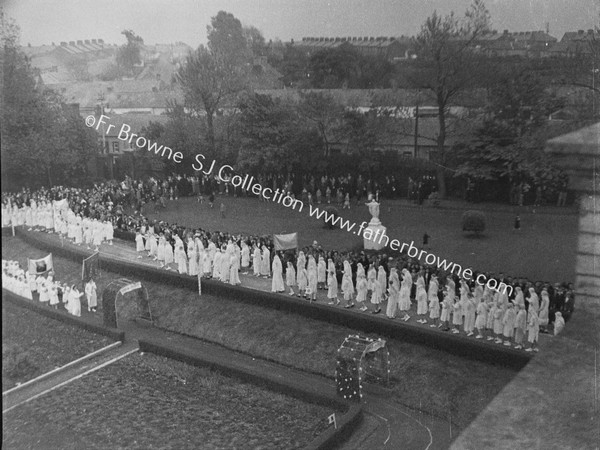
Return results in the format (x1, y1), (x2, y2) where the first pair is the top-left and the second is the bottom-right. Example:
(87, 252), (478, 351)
(294, 36), (415, 61)
(541, 29), (598, 58)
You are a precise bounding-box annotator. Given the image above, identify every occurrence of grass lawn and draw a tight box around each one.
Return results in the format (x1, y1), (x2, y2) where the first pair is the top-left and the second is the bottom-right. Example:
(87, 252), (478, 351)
(3, 236), (517, 430)
(2, 352), (330, 450)
(142, 196), (578, 283)
(2, 301), (112, 392)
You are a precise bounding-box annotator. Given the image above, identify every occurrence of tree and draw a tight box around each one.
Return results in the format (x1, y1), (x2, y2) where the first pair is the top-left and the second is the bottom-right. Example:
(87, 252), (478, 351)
(297, 91), (344, 157)
(116, 30), (144, 76)
(455, 66), (565, 201)
(413, 0), (491, 197)
(177, 11), (250, 154)
(1, 10), (97, 189)
(308, 45), (362, 88)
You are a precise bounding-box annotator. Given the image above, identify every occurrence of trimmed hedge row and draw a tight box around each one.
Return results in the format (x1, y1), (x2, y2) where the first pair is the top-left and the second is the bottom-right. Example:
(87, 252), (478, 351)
(138, 339), (362, 450)
(16, 229), (532, 370)
(2, 289), (124, 342)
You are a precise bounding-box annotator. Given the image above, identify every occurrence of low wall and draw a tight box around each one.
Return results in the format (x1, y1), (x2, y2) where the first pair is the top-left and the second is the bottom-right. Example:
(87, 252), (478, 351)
(2, 289), (124, 341)
(138, 339), (362, 450)
(16, 229), (532, 370)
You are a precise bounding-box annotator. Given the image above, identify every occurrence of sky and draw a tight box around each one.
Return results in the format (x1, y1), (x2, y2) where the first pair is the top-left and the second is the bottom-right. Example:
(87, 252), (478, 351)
(5, 0), (599, 48)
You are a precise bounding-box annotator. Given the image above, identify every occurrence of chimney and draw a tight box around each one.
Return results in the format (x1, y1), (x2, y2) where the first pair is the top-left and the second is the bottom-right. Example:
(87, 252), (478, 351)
(69, 41), (75, 45)
(588, 29), (594, 35)
(92, 39), (97, 44)
(60, 41), (67, 46)
(76, 40), (83, 45)
(503, 29), (509, 35)
(578, 30), (584, 35)
(84, 39), (90, 44)
(98, 39), (104, 44)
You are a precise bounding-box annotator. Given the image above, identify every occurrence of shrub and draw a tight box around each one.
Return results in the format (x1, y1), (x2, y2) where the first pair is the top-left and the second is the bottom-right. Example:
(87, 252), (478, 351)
(428, 191), (441, 207)
(461, 210), (486, 235)
(2, 343), (38, 380)
(323, 206), (340, 229)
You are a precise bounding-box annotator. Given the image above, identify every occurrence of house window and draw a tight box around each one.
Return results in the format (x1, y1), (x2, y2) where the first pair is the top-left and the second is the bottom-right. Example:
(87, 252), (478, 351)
(112, 141), (119, 153)
(403, 151), (413, 158)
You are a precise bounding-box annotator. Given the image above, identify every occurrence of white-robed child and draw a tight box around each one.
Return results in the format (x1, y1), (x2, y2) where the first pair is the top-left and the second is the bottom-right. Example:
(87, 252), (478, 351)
(327, 266), (339, 306)
(513, 304), (527, 349)
(553, 311), (565, 336)
(440, 289), (452, 331)
(271, 253), (285, 292)
(317, 256), (326, 290)
(370, 273), (382, 314)
(212, 249), (222, 280)
(39, 279), (50, 305)
(148, 233), (158, 260)
(85, 278), (98, 312)
(475, 297), (488, 339)
(428, 291), (440, 327)
(188, 240), (198, 276)
(386, 268), (400, 318)
(307, 264), (318, 302)
(174, 239), (188, 275)
(502, 302), (517, 345)
(157, 234), (166, 266)
(526, 307), (540, 352)
(398, 269), (412, 321)
(69, 285), (82, 317)
(49, 281), (59, 309)
(286, 261), (296, 296)
(241, 242), (250, 274)
(260, 246), (270, 278)
(356, 273), (368, 311)
(163, 239), (174, 270)
(341, 260), (355, 308)
(465, 293), (477, 337)
(415, 275), (428, 323)
(252, 244), (261, 277)
(296, 260), (308, 298)
(135, 230), (145, 258)
(229, 250), (241, 285)
(104, 220), (114, 245)
(493, 302), (504, 343)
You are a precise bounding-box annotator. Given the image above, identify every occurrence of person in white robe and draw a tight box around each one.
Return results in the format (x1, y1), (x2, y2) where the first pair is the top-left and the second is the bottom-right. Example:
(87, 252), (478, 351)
(69, 285), (82, 317)
(229, 251), (241, 285)
(260, 246), (271, 278)
(174, 239), (188, 274)
(502, 302), (517, 345)
(386, 268), (400, 318)
(415, 275), (428, 323)
(163, 239), (174, 269)
(341, 260), (355, 308)
(366, 264), (377, 293)
(252, 244), (261, 277)
(525, 307), (540, 352)
(356, 273), (368, 311)
(85, 279), (98, 312)
(188, 241), (199, 276)
(398, 269), (412, 321)
(74, 218), (84, 245)
(377, 266), (387, 303)
(527, 287), (539, 313)
(317, 256), (327, 290)
(212, 249), (222, 279)
(285, 261), (296, 295)
(157, 234), (166, 265)
(493, 301), (504, 343)
(296, 251), (307, 288)
(307, 263), (318, 302)
(220, 246), (231, 283)
(241, 242), (250, 274)
(475, 297), (488, 338)
(148, 232), (158, 260)
(553, 312), (565, 336)
(465, 292), (477, 336)
(135, 230), (145, 258)
(202, 246), (211, 277)
(104, 220), (114, 245)
(327, 264), (339, 305)
(271, 253), (285, 292)
(513, 303), (527, 348)
(39, 279), (50, 305)
(486, 301), (497, 340)
(92, 221), (104, 250)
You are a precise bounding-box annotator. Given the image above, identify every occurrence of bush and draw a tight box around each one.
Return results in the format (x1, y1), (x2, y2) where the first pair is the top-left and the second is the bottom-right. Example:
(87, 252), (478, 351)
(461, 210), (486, 235)
(428, 191), (441, 207)
(3, 343), (38, 380)
(323, 206), (340, 229)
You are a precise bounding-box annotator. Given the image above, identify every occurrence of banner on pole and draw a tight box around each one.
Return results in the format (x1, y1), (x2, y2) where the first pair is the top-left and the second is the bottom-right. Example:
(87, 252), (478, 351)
(328, 413), (337, 429)
(28, 254), (54, 275)
(273, 233), (298, 251)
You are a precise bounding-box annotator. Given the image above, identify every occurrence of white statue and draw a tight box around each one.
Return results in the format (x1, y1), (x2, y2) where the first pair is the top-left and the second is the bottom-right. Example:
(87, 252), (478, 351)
(366, 199), (380, 221)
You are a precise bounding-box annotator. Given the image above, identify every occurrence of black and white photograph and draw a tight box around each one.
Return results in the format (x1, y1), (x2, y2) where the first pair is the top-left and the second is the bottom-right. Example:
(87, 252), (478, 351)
(1, 0), (599, 448)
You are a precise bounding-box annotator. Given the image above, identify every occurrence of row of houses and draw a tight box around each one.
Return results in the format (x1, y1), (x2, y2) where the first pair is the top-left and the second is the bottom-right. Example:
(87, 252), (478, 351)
(292, 29), (598, 61)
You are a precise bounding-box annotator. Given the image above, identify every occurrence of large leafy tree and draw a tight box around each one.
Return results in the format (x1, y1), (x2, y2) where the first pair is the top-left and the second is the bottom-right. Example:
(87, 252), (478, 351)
(297, 91), (344, 157)
(116, 29), (144, 76)
(413, 0), (491, 197)
(1, 10), (97, 189)
(455, 66), (565, 199)
(177, 11), (250, 154)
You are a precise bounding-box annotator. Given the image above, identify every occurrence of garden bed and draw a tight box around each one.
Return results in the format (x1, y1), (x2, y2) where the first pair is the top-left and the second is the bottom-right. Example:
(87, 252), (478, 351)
(2, 300), (112, 391)
(2, 352), (331, 450)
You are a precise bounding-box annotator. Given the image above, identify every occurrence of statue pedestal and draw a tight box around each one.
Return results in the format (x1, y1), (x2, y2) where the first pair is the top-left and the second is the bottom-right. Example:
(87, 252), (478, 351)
(363, 218), (387, 251)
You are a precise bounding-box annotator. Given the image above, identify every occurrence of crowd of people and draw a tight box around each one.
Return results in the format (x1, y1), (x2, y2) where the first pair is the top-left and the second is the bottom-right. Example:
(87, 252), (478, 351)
(2, 260), (98, 317)
(2, 174), (575, 349)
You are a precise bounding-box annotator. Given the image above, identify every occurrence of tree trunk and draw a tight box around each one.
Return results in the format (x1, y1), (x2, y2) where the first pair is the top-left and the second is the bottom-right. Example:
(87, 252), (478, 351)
(436, 99), (447, 198)
(206, 112), (216, 154)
